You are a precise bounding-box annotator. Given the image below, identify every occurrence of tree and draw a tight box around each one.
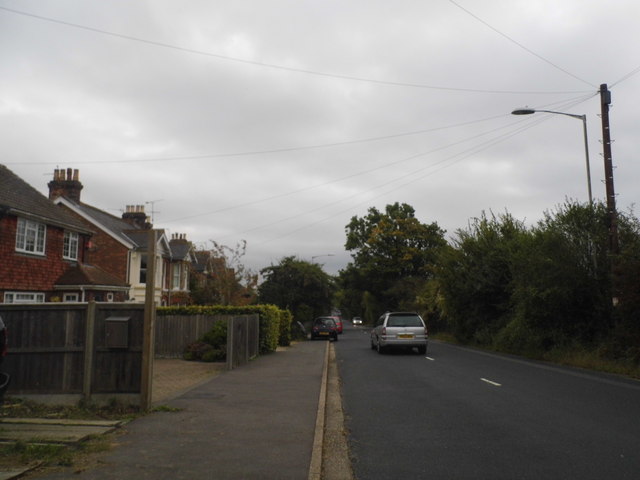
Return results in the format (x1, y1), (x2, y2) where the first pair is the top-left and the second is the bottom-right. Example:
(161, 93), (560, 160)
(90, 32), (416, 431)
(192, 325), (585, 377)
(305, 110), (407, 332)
(341, 202), (446, 313)
(435, 211), (526, 344)
(191, 240), (258, 306)
(435, 202), (614, 354)
(258, 256), (336, 323)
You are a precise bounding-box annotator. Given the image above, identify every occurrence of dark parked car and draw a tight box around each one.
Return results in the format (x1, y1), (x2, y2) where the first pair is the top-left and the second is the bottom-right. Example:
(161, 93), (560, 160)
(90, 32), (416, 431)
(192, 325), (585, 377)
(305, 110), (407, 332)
(0, 316), (9, 402)
(0, 316), (7, 367)
(370, 311), (427, 354)
(311, 317), (339, 341)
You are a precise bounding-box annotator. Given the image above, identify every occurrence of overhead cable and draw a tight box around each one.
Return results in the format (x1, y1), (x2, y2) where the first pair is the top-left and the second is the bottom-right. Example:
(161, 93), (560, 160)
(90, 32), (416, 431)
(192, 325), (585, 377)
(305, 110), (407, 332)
(447, 0), (596, 88)
(0, 6), (591, 95)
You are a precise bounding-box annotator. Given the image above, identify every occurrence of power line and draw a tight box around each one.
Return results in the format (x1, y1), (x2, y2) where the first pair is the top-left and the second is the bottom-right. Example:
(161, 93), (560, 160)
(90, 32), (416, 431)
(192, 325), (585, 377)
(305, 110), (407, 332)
(0, 5), (591, 95)
(161, 93), (594, 225)
(610, 63), (640, 88)
(161, 113), (544, 225)
(447, 0), (596, 88)
(6, 113), (511, 167)
(246, 96), (598, 244)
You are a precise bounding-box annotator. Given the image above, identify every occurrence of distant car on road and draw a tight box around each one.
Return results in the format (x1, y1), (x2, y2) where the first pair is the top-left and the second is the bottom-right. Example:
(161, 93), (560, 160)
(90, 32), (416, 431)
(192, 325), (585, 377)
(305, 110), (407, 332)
(352, 316), (363, 325)
(370, 312), (427, 354)
(311, 317), (339, 341)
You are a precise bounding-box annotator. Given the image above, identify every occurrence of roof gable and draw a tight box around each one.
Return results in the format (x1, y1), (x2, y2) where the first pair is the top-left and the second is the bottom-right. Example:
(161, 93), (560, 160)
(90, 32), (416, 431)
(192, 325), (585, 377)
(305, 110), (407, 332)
(0, 165), (93, 233)
(54, 197), (137, 249)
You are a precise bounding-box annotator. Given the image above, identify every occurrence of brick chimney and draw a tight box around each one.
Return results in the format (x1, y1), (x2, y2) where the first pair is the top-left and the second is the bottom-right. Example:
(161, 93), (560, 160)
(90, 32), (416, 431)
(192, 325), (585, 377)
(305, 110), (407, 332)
(170, 233), (189, 244)
(48, 168), (83, 202)
(122, 205), (151, 229)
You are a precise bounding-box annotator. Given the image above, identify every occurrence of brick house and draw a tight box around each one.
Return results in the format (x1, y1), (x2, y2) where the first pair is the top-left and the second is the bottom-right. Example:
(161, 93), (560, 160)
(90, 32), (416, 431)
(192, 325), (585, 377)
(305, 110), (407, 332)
(0, 164), (127, 303)
(49, 168), (192, 305)
(167, 233), (196, 305)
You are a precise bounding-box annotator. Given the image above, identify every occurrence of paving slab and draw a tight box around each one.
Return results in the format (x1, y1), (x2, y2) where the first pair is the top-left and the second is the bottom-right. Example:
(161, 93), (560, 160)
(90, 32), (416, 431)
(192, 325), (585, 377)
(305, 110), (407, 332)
(0, 419), (121, 444)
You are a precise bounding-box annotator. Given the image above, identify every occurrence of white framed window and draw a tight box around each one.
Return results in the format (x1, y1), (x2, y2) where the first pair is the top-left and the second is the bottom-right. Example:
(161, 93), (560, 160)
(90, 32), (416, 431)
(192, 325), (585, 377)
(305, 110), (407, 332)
(4, 292), (46, 304)
(63, 293), (79, 302)
(172, 264), (182, 289)
(15, 218), (46, 255)
(63, 231), (79, 260)
(139, 254), (147, 283)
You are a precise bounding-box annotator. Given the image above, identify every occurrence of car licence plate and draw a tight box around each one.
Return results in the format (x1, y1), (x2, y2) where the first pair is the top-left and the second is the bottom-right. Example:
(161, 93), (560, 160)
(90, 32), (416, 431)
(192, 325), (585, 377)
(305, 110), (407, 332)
(397, 334), (414, 339)
(320, 332), (329, 335)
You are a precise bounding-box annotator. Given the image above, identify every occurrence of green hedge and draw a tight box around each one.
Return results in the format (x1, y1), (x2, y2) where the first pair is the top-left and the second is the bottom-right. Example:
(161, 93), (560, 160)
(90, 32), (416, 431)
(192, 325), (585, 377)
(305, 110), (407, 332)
(158, 304), (290, 354)
(278, 309), (293, 347)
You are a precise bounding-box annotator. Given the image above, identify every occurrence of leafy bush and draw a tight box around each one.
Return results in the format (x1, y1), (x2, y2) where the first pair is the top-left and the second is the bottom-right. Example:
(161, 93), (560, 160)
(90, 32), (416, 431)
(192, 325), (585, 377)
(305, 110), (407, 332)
(183, 341), (214, 361)
(202, 348), (226, 362)
(278, 309), (292, 347)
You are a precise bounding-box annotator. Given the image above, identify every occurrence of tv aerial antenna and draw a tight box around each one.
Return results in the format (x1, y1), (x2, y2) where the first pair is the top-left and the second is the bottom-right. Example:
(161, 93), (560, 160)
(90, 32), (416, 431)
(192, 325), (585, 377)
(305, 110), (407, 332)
(145, 199), (164, 224)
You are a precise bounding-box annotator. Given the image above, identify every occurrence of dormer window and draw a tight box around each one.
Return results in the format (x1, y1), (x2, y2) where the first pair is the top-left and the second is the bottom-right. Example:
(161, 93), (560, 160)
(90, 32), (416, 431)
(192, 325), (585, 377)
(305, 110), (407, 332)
(63, 231), (79, 260)
(15, 218), (46, 255)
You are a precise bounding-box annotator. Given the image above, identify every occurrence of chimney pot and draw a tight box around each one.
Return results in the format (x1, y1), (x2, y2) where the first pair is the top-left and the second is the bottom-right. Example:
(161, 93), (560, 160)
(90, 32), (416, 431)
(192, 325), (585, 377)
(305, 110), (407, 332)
(48, 167), (83, 202)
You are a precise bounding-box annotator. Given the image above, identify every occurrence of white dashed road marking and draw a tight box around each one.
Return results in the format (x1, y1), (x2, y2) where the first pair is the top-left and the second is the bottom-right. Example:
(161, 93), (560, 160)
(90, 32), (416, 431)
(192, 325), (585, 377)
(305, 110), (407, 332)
(481, 378), (502, 387)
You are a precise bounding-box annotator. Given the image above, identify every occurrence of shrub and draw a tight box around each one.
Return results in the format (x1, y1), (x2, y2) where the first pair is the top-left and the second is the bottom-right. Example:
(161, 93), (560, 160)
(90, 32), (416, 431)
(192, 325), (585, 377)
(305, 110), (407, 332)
(183, 341), (213, 361)
(202, 348), (226, 362)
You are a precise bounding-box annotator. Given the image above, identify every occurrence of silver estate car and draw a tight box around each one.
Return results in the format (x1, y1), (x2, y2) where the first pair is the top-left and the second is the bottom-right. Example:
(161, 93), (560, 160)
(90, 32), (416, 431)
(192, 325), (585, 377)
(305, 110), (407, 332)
(370, 312), (428, 355)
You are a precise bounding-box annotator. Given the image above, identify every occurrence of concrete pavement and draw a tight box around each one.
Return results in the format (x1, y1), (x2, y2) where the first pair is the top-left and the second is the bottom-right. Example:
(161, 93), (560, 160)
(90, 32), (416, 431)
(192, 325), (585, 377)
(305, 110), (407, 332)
(32, 339), (334, 480)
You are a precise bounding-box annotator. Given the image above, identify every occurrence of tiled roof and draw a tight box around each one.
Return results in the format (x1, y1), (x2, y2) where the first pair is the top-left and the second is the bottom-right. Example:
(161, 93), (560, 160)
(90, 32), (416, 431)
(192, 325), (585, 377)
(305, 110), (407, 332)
(69, 201), (140, 247)
(55, 264), (128, 287)
(0, 165), (92, 233)
(170, 242), (193, 261)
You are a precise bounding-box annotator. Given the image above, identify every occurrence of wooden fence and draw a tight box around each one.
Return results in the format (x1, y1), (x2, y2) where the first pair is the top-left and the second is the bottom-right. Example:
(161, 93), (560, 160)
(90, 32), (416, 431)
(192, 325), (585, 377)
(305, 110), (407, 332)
(0, 303), (145, 405)
(226, 315), (260, 370)
(156, 313), (259, 369)
(0, 304), (260, 405)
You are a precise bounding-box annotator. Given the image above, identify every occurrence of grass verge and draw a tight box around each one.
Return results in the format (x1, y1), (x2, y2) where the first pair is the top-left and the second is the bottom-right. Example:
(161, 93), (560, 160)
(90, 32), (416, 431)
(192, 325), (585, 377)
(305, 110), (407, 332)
(431, 333), (640, 380)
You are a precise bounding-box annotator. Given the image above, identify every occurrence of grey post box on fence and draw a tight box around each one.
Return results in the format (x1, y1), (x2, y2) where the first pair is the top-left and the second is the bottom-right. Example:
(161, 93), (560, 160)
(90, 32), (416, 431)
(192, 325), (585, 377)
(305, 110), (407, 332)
(105, 316), (130, 349)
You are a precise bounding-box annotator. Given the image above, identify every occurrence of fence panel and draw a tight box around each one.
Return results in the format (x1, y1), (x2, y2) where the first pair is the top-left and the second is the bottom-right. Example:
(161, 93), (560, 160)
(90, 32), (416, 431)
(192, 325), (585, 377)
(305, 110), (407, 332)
(0, 303), (145, 403)
(227, 315), (260, 370)
(93, 304), (145, 394)
(154, 314), (229, 358)
(0, 306), (261, 403)
(0, 305), (86, 394)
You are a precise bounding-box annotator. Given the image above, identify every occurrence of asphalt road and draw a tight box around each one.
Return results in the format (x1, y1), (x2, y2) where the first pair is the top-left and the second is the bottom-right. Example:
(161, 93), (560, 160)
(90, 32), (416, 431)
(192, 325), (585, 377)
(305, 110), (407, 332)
(335, 323), (640, 480)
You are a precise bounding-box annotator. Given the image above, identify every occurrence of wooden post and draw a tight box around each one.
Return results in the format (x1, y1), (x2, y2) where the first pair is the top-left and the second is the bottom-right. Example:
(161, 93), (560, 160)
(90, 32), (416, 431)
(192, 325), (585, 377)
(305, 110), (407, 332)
(83, 301), (96, 401)
(140, 229), (157, 411)
(226, 316), (234, 371)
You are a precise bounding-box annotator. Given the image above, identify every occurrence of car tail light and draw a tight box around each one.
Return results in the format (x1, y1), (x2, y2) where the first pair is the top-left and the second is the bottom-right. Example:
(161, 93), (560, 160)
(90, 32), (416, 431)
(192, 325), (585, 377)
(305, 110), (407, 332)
(381, 327), (386, 336)
(424, 327), (428, 337)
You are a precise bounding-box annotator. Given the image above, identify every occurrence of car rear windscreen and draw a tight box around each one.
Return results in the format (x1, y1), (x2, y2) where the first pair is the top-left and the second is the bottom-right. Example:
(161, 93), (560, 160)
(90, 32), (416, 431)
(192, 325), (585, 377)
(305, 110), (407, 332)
(387, 315), (423, 327)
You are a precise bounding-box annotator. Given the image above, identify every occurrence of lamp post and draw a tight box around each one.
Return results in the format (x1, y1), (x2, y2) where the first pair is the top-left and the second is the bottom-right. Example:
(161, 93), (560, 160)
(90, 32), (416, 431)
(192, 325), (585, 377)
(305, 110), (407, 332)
(511, 108), (593, 205)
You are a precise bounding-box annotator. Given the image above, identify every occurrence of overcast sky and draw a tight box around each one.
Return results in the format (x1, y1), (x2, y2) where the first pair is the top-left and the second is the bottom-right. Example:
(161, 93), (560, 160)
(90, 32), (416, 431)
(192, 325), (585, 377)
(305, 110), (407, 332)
(2, 1), (639, 276)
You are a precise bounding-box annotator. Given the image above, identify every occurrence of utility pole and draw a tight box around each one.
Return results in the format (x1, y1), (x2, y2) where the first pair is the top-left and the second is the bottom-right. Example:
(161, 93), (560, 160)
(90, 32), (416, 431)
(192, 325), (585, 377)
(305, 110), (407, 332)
(599, 83), (619, 255)
(141, 229), (157, 411)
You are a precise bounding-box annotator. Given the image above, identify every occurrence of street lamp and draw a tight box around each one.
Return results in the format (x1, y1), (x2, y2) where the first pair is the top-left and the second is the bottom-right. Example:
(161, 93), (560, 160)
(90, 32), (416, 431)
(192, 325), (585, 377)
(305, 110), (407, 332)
(511, 108), (593, 205)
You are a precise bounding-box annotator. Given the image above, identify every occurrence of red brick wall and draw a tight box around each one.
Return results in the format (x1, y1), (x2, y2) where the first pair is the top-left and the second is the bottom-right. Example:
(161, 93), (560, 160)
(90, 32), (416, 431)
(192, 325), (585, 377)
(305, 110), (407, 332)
(51, 208), (130, 283)
(0, 215), (82, 297)
(83, 228), (130, 282)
